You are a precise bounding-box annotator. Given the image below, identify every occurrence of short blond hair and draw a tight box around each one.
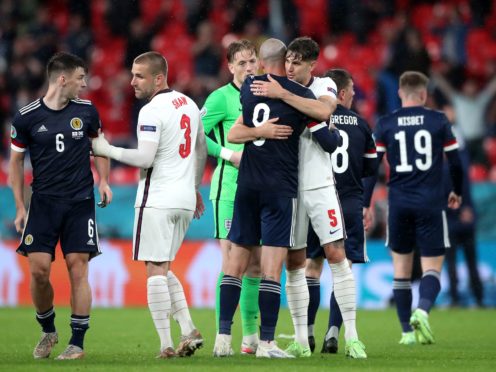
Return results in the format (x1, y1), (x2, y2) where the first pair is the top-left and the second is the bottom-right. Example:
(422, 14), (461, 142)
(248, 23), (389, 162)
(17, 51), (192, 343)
(227, 39), (257, 63)
(134, 51), (168, 76)
(399, 71), (429, 94)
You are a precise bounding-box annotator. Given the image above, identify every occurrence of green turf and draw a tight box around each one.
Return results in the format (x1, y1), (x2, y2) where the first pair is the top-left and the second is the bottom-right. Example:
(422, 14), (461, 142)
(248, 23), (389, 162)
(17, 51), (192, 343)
(1, 307), (494, 371)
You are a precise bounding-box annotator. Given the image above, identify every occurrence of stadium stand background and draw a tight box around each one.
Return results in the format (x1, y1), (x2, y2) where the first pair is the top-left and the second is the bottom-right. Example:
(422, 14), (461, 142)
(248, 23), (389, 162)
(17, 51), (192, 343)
(0, 0), (495, 308)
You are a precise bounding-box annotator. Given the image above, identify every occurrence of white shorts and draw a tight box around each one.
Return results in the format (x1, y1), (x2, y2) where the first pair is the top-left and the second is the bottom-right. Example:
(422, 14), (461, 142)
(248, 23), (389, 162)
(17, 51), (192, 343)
(132, 207), (194, 262)
(292, 185), (346, 250)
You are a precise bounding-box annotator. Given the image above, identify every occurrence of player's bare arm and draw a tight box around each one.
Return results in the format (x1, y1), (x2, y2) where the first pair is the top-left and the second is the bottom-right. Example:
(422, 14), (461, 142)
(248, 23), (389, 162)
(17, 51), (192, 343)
(203, 114), (243, 167)
(211, 137), (243, 168)
(93, 155), (113, 207)
(229, 151), (243, 168)
(8, 150), (26, 233)
(227, 115), (293, 144)
(251, 74), (335, 121)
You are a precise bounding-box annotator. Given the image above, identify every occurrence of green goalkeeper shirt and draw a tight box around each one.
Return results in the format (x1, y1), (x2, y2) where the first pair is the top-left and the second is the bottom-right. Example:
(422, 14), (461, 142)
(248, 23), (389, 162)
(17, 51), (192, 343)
(201, 82), (243, 201)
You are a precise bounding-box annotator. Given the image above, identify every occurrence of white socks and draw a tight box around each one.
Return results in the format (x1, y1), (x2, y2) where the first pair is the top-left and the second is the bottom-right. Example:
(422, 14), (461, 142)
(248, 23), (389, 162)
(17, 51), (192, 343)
(167, 271), (195, 336)
(329, 259), (358, 341)
(147, 275), (173, 351)
(286, 268), (310, 347)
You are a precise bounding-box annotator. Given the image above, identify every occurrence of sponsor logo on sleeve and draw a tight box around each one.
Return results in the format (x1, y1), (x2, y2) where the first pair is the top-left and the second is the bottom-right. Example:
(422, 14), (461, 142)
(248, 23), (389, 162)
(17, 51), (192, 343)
(200, 107), (207, 118)
(11, 125), (17, 138)
(140, 125), (157, 132)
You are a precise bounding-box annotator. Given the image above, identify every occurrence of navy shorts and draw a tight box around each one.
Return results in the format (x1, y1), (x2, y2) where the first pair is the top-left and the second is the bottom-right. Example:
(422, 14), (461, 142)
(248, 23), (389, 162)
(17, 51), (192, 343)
(306, 196), (368, 263)
(17, 193), (101, 260)
(387, 204), (448, 257)
(228, 185), (297, 247)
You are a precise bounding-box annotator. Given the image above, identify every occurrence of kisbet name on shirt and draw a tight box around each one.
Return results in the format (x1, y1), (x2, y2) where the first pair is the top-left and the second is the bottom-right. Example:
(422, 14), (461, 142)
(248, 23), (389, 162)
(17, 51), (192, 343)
(398, 115), (424, 126)
(331, 114), (358, 125)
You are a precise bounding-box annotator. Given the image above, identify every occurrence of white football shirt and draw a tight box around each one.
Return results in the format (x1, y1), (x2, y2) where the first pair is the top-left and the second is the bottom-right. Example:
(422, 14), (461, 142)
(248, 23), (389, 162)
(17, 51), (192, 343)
(134, 89), (201, 210)
(298, 76), (337, 191)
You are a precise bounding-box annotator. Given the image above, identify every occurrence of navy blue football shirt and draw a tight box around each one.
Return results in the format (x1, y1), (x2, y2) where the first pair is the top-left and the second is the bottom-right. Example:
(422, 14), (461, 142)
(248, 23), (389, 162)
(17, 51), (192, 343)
(238, 74), (316, 197)
(331, 104), (377, 199)
(374, 106), (458, 209)
(11, 97), (101, 200)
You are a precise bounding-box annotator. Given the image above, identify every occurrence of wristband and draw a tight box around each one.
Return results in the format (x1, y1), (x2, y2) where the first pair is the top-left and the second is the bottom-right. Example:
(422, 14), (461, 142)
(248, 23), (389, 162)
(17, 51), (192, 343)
(220, 147), (234, 161)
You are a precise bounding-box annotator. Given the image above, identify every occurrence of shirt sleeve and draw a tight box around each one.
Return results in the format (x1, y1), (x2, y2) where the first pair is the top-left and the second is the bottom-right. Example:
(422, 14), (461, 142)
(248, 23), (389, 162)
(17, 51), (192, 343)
(136, 106), (162, 143)
(306, 122), (327, 131)
(10, 113), (28, 153)
(313, 77), (338, 100)
(442, 115), (459, 152)
(374, 119), (386, 153)
(363, 120), (378, 159)
(201, 89), (226, 158)
(87, 104), (102, 138)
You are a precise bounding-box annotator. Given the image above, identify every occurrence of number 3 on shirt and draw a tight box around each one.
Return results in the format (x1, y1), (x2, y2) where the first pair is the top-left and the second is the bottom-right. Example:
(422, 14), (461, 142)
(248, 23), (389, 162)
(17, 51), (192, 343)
(179, 114), (191, 158)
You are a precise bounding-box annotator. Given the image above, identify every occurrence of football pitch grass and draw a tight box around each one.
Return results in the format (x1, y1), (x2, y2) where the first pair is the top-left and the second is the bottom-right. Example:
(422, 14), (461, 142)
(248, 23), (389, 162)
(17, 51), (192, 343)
(1, 307), (494, 371)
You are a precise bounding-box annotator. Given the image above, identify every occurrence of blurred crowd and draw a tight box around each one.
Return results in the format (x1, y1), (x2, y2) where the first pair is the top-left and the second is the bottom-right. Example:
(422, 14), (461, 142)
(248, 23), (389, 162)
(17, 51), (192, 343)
(1, 0), (496, 181)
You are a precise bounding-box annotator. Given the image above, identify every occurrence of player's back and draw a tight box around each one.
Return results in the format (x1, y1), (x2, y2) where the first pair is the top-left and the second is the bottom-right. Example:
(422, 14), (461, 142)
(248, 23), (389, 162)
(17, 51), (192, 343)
(331, 104), (377, 200)
(375, 106), (458, 208)
(239, 74), (315, 197)
(135, 89), (201, 210)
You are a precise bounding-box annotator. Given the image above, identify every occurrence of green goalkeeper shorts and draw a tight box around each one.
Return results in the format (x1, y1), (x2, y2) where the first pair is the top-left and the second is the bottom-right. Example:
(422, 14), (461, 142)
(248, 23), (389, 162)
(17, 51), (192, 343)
(212, 200), (234, 240)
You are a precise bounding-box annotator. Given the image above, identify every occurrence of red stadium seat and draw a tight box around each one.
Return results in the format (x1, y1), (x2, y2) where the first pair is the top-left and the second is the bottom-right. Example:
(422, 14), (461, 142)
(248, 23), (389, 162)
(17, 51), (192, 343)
(91, 0), (112, 43)
(294, 0), (329, 39)
(484, 137), (496, 166)
(91, 39), (126, 78)
(151, 32), (193, 86)
(109, 166), (140, 185)
(140, 0), (185, 25)
(469, 164), (488, 182)
(422, 34), (442, 62)
(0, 160), (7, 185)
(411, 4), (434, 33)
